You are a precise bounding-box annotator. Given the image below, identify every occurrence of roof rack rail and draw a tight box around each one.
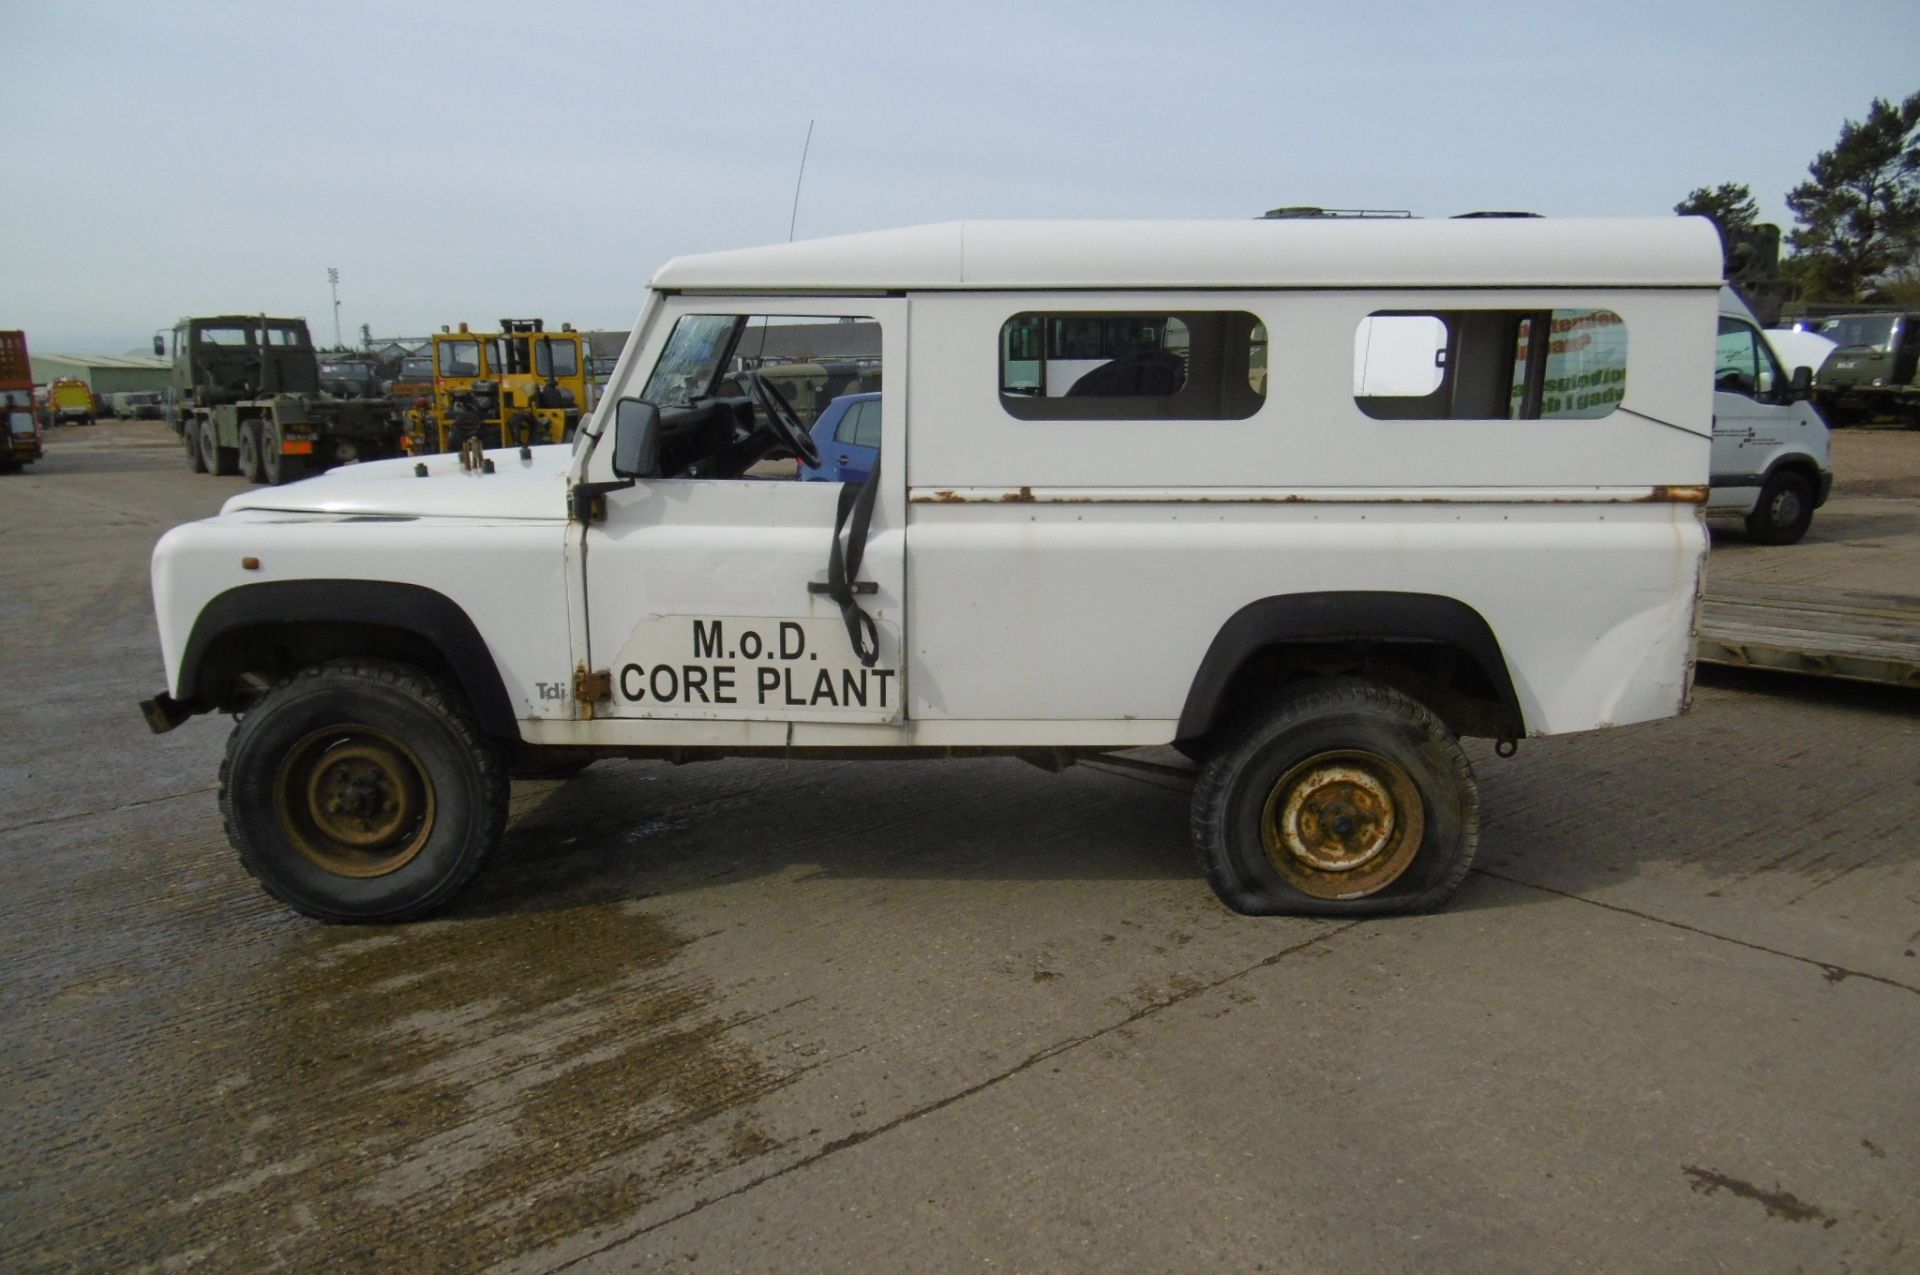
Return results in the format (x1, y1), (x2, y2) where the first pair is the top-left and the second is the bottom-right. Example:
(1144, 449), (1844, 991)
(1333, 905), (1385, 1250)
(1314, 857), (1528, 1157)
(1452, 210), (1542, 218)
(1259, 206), (1414, 220)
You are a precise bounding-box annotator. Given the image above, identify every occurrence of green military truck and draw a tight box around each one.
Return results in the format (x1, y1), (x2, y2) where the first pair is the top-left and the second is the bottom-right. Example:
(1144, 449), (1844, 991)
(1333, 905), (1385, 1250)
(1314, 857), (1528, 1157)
(1808, 310), (1920, 426)
(160, 316), (406, 484)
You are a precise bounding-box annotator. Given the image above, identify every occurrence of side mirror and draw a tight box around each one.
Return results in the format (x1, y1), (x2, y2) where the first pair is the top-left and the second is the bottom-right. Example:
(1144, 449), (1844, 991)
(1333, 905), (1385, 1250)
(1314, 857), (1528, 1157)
(1788, 366), (1813, 402)
(612, 398), (660, 478)
(153, 335), (165, 358)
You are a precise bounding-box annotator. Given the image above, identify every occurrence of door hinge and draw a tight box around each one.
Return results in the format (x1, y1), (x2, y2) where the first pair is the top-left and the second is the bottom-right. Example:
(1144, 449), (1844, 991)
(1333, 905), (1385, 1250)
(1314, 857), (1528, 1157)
(574, 666), (612, 704)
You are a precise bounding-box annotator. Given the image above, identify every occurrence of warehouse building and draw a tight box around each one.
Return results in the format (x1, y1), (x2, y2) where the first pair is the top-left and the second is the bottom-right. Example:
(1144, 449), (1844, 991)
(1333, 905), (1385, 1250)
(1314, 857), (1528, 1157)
(29, 352), (171, 396)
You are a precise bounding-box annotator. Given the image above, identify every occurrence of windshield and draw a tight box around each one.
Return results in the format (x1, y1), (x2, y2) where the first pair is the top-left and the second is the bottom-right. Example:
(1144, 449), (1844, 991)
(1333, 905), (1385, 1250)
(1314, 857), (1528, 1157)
(399, 358), (433, 379)
(1817, 315), (1899, 351)
(319, 362), (373, 381)
(641, 315), (743, 406)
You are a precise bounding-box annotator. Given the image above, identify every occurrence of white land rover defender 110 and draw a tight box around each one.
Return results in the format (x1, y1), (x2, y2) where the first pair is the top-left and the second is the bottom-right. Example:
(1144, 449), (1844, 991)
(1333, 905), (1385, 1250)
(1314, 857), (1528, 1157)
(144, 217), (1723, 923)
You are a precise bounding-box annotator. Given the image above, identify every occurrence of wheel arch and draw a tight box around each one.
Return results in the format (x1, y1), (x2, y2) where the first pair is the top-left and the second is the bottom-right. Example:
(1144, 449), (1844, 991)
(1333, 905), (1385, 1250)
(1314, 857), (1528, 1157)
(1175, 591), (1524, 746)
(1761, 452), (1829, 508)
(177, 580), (520, 741)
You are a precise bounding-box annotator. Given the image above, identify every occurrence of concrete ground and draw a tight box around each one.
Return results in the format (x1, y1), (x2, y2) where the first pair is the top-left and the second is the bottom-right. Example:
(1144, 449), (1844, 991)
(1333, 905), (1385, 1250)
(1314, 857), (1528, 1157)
(1, 420), (1914, 1273)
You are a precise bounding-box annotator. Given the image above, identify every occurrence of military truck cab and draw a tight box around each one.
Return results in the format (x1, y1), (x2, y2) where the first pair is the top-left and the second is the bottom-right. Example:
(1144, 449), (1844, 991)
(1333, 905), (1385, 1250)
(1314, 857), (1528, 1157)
(1811, 310), (1920, 426)
(145, 217), (1722, 924)
(163, 316), (404, 485)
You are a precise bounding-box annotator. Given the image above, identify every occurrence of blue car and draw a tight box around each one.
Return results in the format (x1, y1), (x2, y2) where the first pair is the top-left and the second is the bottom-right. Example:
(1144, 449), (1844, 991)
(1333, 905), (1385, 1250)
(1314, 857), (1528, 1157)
(797, 391), (880, 483)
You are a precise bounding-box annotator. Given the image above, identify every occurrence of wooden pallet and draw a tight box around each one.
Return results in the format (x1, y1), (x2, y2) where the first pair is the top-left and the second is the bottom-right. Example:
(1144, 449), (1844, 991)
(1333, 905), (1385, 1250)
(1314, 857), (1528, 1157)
(1696, 581), (1920, 688)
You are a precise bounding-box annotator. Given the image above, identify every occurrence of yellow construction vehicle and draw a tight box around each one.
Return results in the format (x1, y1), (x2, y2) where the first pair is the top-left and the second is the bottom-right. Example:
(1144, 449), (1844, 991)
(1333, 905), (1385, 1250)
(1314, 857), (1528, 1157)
(406, 319), (587, 453)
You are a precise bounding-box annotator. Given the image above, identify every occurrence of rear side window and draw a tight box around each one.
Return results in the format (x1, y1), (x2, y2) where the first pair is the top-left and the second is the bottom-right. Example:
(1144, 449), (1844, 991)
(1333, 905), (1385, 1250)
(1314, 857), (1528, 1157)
(835, 399), (882, 448)
(1354, 308), (1627, 420)
(999, 311), (1267, 421)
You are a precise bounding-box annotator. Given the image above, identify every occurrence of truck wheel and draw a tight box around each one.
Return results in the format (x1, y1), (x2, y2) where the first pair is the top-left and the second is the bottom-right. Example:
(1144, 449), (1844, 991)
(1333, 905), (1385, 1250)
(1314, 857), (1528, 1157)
(219, 661), (507, 922)
(199, 420), (239, 476)
(1190, 678), (1478, 916)
(1745, 470), (1814, 545)
(238, 421), (266, 483)
(185, 421), (209, 473)
(261, 423), (301, 485)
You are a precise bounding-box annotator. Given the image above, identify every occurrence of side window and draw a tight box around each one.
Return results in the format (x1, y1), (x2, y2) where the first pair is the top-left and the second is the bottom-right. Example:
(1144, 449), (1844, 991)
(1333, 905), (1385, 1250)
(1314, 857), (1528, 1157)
(998, 311), (1266, 421)
(536, 340), (579, 378)
(1356, 308), (1626, 420)
(1715, 318), (1778, 398)
(836, 400), (881, 448)
(638, 312), (884, 479)
(438, 340), (481, 377)
(1354, 315), (1448, 396)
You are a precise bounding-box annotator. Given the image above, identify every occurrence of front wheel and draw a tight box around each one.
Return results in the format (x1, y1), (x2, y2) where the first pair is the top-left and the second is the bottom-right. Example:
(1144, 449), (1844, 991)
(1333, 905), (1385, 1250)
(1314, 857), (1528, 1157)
(1190, 679), (1479, 916)
(1745, 469), (1814, 545)
(219, 661), (507, 922)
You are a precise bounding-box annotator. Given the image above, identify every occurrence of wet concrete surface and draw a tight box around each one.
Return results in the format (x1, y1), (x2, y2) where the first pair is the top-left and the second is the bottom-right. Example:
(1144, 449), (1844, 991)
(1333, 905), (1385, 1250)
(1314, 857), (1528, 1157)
(1, 420), (1915, 1272)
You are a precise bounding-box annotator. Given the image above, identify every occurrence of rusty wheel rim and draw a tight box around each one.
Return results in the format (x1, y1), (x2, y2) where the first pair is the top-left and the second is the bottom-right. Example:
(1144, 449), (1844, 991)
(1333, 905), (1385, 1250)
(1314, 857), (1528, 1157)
(1260, 749), (1423, 899)
(274, 726), (436, 878)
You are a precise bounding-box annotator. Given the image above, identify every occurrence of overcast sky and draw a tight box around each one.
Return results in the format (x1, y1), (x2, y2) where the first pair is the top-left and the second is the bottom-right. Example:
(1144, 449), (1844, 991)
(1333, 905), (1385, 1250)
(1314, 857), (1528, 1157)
(5, 0), (1914, 354)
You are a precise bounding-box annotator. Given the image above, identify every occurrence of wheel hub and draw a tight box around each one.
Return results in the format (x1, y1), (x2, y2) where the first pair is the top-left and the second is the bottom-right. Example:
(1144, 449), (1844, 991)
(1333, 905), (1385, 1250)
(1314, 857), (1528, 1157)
(1261, 749), (1425, 899)
(275, 728), (436, 877)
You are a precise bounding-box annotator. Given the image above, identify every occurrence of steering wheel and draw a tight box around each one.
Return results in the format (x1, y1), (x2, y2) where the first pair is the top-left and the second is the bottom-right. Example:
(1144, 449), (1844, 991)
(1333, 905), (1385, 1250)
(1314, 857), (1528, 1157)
(740, 371), (821, 468)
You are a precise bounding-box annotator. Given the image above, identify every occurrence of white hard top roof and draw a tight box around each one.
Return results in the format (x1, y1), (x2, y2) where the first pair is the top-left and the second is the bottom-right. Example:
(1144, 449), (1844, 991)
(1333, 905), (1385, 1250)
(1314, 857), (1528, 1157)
(651, 218), (1724, 293)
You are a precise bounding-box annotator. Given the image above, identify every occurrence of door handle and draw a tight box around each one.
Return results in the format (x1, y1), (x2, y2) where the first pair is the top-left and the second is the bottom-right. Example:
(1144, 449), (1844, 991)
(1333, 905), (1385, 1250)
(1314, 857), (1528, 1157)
(838, 455), (850, 464)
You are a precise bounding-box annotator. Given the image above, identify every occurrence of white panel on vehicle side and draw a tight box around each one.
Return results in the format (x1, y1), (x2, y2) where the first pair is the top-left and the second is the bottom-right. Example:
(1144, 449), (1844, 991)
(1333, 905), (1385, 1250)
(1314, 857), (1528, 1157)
(905, 288), (1714, 492)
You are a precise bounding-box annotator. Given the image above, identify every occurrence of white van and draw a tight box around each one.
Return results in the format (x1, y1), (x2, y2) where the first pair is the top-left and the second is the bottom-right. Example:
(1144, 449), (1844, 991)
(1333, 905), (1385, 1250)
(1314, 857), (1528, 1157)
(143, 217), (1722, 923)
(1710, 287), (1832, 543)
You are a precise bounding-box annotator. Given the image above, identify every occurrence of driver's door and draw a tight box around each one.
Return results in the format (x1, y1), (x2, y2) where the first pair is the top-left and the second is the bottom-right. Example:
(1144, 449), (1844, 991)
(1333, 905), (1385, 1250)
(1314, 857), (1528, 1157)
(582, 297), (906, 732)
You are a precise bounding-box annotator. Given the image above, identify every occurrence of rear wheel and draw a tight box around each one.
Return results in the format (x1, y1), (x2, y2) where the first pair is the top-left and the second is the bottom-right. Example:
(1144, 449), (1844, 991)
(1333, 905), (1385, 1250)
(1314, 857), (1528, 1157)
(200, 419), (239, 475)
(261, 421), (302, 485)
(238, 420), (265, 483)
(1191, 678), (1479, 915)
(219, 660), (507, 922)
(1745, 469), (1814, 545)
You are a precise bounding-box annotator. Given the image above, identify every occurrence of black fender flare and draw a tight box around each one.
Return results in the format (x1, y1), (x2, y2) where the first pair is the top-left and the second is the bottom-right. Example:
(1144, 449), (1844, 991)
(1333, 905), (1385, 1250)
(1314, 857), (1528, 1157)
(1174, 591), (1523, 742)
(177, 580), (518, 739)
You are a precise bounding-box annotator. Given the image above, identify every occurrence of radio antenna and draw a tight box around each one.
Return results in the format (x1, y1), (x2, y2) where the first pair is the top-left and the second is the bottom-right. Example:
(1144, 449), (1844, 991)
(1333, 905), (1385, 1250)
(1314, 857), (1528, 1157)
(788, 119), (815, 242)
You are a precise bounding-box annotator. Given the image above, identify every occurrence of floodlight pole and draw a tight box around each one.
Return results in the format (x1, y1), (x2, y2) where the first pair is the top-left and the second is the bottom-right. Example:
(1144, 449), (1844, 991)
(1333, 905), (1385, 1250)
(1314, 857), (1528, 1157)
(327, 267), (342, 348)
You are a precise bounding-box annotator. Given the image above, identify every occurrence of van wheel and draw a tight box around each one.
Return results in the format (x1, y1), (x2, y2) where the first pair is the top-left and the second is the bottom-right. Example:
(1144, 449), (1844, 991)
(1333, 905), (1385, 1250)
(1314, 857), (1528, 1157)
(1190, 679), (1478, 915)
(238, 420), (266, 483)
(1745, 470), (1814, 545)
(219, 661), (507, 922)
(185, 421), (208, 473)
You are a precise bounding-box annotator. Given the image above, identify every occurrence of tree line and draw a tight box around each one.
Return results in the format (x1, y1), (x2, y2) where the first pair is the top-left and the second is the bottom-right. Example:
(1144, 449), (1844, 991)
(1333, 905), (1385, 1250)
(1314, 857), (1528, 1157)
(1677, 91), (1919, 304)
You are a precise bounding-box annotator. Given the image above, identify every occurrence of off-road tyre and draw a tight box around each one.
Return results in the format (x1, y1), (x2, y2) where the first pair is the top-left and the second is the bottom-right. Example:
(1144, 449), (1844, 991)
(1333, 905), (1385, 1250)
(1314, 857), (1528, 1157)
(1745, 469), (1814, 545)
(1190, 678), (1479, 916)
(185, 421), (208, 473)
(238, 420), (266, 483)
(219, 660), (507, 923)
